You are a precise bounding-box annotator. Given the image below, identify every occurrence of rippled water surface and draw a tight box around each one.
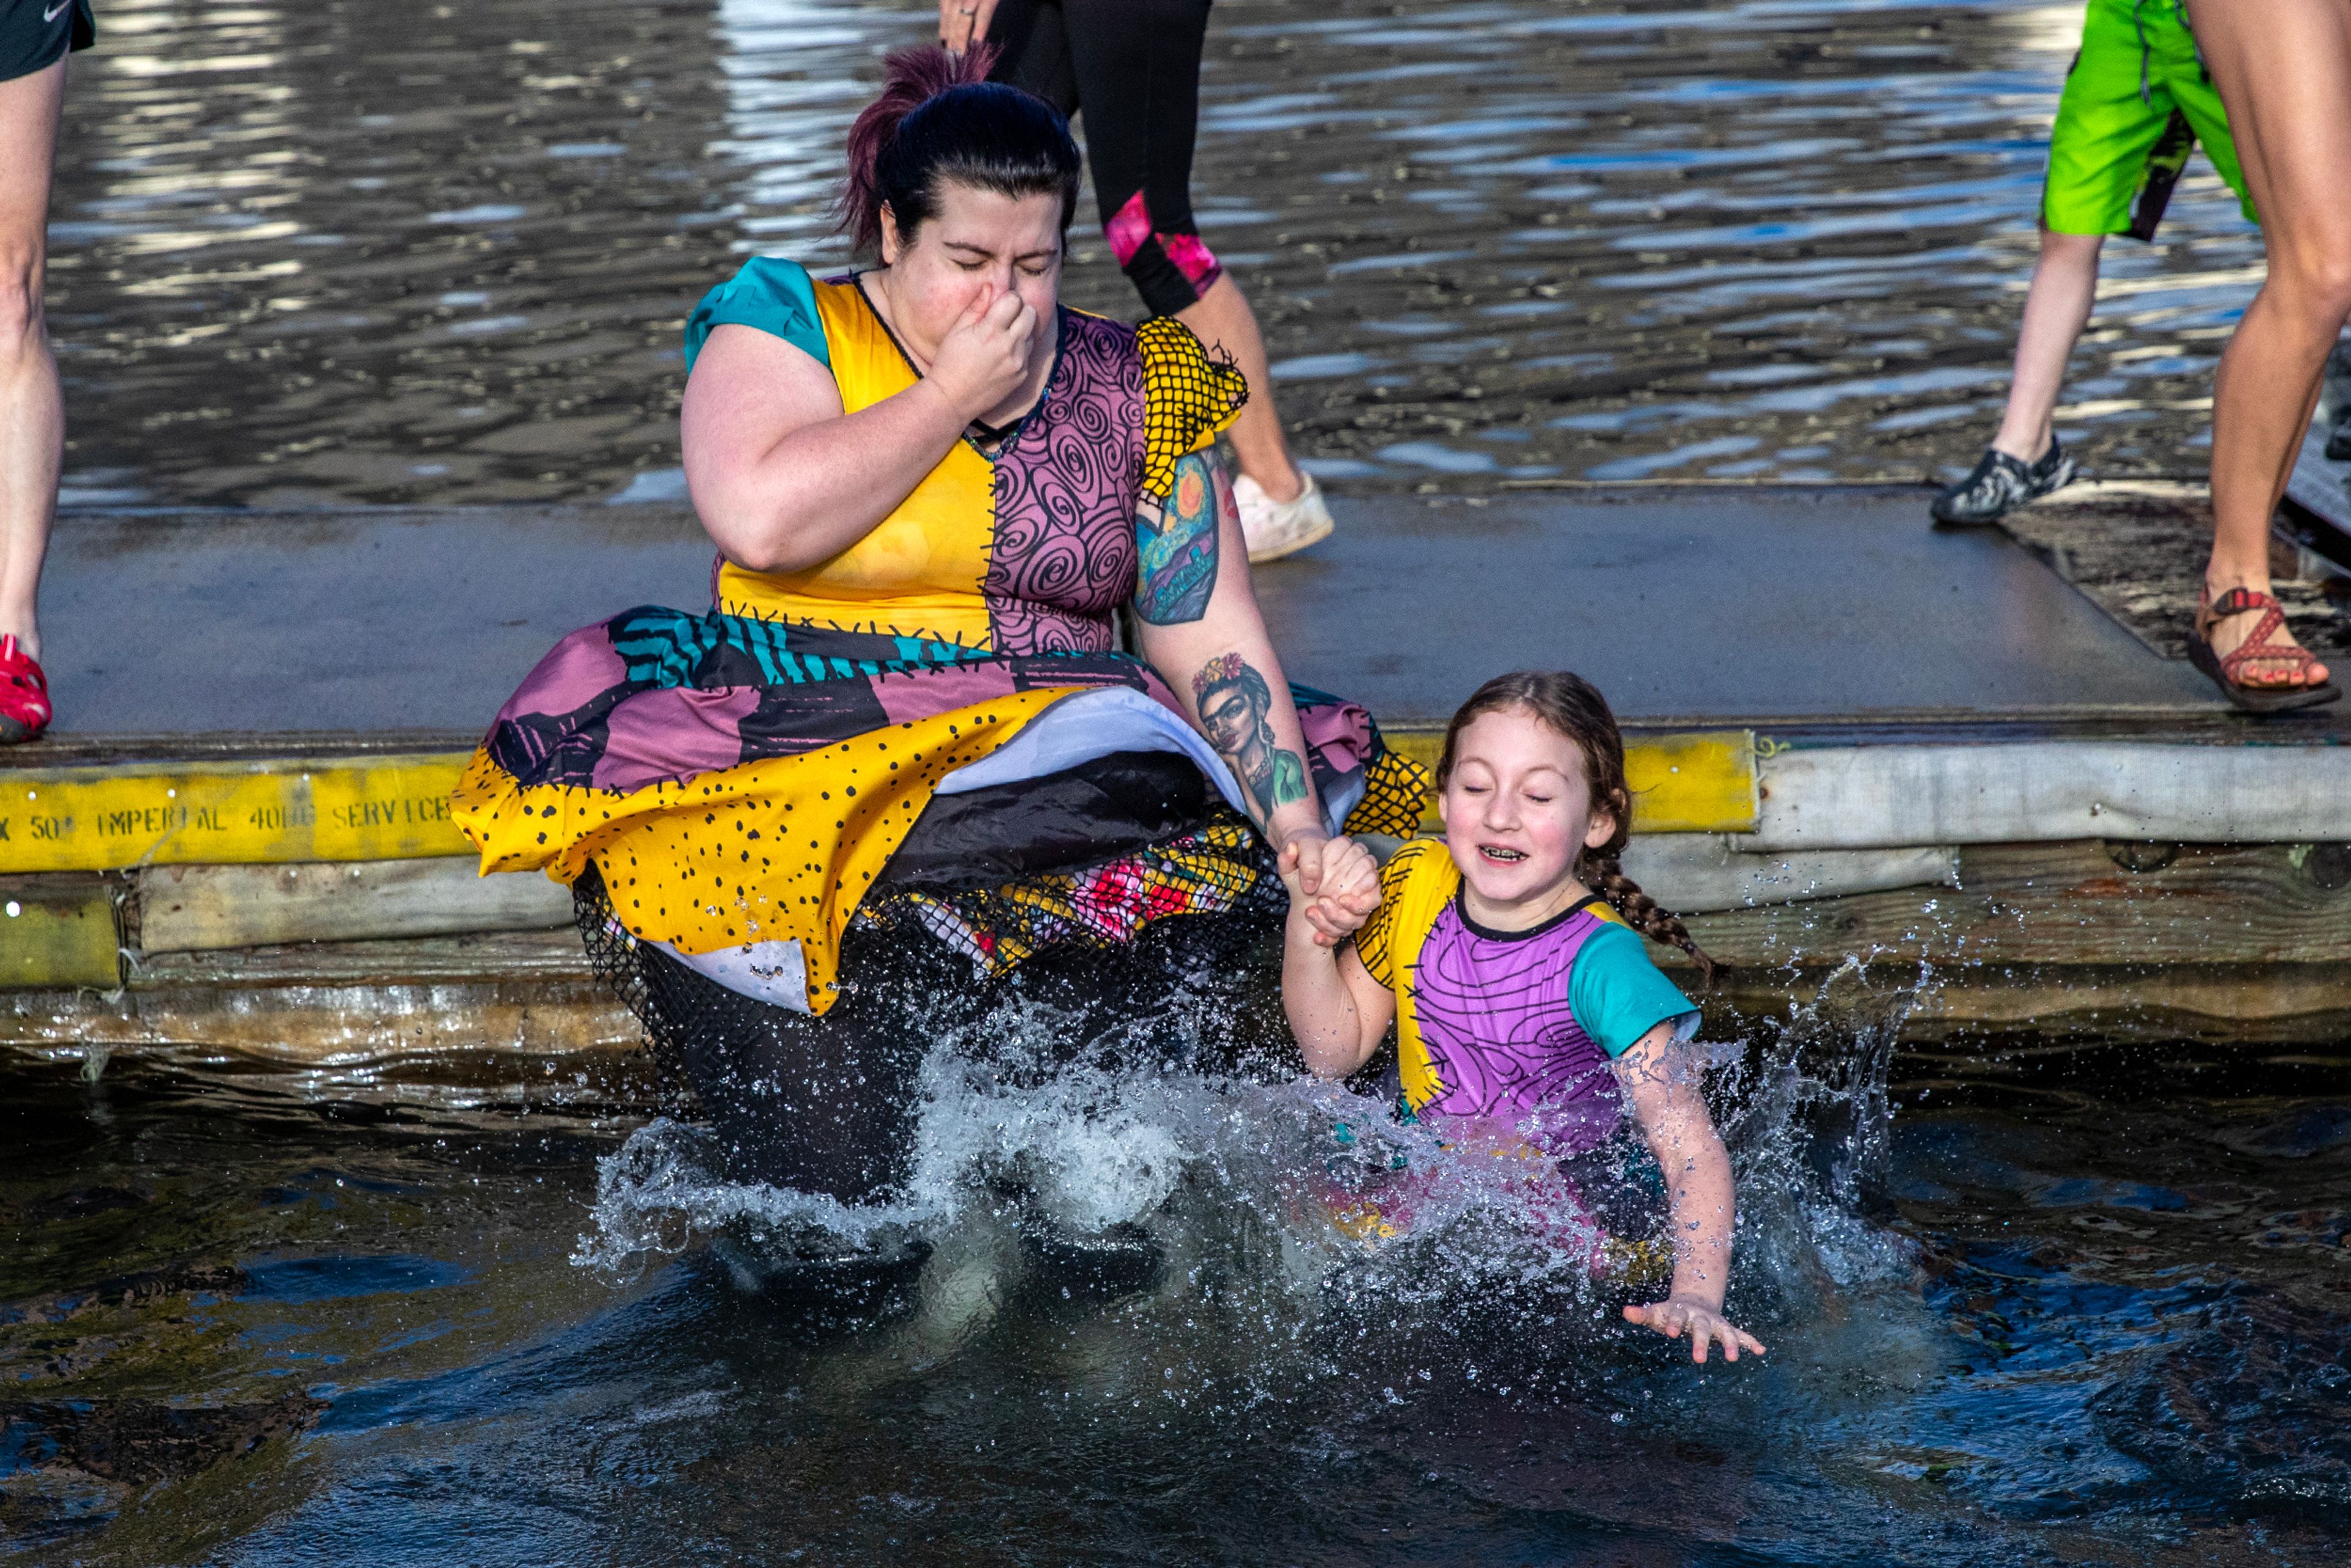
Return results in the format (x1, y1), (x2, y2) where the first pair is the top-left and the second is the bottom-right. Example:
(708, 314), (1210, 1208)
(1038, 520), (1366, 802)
(6, 989), (2350, 1564)
(50, 0), (2262, 506)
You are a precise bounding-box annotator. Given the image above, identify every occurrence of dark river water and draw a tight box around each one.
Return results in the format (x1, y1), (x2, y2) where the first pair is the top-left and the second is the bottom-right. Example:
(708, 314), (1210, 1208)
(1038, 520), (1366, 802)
(50, 0), (2262, 508)
(7, 975), (2350, 1564)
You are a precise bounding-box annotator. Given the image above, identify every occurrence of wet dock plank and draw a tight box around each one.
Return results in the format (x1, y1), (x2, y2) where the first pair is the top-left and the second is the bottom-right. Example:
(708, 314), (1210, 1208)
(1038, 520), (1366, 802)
(9, 489), (2345, 1047)
(29, 488), (2244, 747)
(34, 505), (714, 742)
(1253, 486), (2221, 726)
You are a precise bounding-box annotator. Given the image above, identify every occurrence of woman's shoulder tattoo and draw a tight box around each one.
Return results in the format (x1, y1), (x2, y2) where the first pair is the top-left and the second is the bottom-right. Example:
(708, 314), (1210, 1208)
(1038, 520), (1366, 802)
(1133, 450), (1222, 625)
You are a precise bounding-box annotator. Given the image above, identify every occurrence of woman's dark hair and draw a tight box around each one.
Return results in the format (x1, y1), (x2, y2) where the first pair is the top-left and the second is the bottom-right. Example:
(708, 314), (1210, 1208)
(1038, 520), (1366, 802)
(1436, 670), (1722, 983)
(836, 44), (1083, 257)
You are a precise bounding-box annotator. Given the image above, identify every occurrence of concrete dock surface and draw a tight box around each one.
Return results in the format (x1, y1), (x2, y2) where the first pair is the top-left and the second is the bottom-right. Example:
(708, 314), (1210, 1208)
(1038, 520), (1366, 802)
(21, 484), (2339, 751)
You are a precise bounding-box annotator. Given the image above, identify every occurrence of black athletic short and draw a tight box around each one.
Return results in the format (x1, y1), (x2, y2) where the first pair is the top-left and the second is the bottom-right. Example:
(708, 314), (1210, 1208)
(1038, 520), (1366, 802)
(0, 0), (92, 84)
(986, 0), (1224, 317)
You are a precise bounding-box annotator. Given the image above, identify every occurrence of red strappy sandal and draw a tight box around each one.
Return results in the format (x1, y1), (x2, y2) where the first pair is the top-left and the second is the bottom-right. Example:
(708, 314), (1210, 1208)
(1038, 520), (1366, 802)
(2188, 587), (2342, 715)
(0, 634), (53, 744)
(0, 635), (50, 742)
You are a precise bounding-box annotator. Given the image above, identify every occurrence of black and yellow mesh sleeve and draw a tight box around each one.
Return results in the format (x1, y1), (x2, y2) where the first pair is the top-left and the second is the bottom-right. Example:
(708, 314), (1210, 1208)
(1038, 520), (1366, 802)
(1138, 316), (1250, 506)
(1343, 749), (1434, 841)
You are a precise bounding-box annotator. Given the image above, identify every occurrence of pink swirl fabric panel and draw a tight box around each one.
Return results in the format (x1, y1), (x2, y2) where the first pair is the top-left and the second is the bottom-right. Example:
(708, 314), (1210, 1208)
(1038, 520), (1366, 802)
(983, 310), (1149, 655)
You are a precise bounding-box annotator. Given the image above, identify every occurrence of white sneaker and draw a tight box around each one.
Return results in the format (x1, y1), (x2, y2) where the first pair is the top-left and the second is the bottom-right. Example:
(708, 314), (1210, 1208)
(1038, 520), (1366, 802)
(1234, 470), (1335, 563)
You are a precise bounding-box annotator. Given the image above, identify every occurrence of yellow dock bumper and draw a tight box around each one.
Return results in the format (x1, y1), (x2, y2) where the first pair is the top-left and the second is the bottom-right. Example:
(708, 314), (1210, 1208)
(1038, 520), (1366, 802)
(0, 754), (473, 873)
(0, 731), (1761, 877)
(1381, 729), (1758, 833)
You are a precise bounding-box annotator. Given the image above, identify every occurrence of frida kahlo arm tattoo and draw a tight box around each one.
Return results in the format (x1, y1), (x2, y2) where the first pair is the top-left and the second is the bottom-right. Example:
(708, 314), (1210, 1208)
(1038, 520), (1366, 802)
(1193, 651), (1310, 824)
(1133, 450), (1223, 626)
(1131, 447), (1322, 843)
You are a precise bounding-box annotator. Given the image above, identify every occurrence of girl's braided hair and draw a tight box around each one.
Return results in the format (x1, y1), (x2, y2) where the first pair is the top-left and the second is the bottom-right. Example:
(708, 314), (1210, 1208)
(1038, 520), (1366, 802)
(1435, 670), (1722, 985)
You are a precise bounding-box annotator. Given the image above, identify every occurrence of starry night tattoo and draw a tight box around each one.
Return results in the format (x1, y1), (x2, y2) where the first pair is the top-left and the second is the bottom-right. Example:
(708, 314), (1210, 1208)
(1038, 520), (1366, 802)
(1133, 450), (1223, 626)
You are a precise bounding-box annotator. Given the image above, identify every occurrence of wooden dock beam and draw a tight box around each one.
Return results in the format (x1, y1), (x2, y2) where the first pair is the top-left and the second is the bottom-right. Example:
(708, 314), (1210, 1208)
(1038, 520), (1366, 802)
(4, 732), (2347, 1058)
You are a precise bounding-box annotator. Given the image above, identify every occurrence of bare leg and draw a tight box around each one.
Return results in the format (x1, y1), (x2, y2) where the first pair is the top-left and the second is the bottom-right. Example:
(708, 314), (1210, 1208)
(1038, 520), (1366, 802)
(1991, 228), (2104, 463)
(1177, 272), (1305, 504)
(2185, 0), (2351, 689)
(0, 59), (65, 661)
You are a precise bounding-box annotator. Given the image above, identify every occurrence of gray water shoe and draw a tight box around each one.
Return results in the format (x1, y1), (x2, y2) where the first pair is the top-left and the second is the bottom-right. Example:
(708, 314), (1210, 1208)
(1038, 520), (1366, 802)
(1929, 438), (2076, 526)
(2325, 410), (2351, 462)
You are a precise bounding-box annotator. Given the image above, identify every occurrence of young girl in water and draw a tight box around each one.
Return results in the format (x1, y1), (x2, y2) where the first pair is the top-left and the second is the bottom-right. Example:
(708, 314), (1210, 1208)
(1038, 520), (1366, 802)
(1278, 670), (1764, 1364)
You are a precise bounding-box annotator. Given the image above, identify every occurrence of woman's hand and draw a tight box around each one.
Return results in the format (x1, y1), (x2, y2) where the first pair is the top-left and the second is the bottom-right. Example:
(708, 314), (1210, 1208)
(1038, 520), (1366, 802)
(939, 0), (1003, 53)
(1622, 1296), (1766, 1364)
(927, 288), (1039, 425)
(1278, 834), (1379, 946)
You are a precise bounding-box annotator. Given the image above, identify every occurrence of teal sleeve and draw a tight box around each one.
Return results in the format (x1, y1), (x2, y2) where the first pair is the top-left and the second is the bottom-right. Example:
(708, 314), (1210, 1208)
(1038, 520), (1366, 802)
(1569, 923), (1700, 1059)
(683, 257), (830, 372)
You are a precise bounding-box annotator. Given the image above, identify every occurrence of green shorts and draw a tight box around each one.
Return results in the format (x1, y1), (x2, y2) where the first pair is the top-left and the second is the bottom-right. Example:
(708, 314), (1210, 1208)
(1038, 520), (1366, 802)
(2044, 0), (2256, 239)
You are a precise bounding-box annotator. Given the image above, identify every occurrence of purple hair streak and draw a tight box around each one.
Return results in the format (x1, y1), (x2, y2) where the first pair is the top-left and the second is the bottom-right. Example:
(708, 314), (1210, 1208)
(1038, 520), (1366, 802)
(834, 43), (1081, 257)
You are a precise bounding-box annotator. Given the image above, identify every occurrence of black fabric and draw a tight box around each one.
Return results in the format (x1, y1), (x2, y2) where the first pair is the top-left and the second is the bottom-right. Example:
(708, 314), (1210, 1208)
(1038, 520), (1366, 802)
(986, 0), (1218, 315)
(576, 858), (1291, 1206)
(876, 749), (1217, 893)
(628, 904), (964, 1206)
(2125, 107), (2196, 242)
(0, 0), (93, 84)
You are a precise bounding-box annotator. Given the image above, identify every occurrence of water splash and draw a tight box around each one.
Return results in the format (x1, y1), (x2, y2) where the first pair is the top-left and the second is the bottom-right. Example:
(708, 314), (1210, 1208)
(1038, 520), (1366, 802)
(574, 954), (1933, 1356)
(571, 1117), (936, 1276)
(1720, 956), (1929, 1308)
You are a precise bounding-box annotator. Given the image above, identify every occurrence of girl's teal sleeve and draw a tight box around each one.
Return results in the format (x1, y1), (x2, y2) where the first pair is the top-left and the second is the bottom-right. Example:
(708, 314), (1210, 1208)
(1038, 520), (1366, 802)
(1570, 923), (1701, 1058)
(683, 257), (830, 372)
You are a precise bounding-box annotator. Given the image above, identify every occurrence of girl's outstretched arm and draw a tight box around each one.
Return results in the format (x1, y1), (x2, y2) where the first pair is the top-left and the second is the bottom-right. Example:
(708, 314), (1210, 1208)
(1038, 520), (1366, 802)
(1278, 841), (1395, 1079)
(1613, 1022), (1766, 1364)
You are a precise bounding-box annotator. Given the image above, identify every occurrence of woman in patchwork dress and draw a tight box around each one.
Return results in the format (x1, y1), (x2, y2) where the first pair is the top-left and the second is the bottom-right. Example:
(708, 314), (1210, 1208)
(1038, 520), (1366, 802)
(455, 48), (1422, 1206)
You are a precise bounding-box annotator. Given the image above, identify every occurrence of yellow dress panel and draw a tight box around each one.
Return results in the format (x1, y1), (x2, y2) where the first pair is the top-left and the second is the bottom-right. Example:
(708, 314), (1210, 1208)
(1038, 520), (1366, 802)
(713, 277), (1000, 650)
(454, 688), (1070, 1013)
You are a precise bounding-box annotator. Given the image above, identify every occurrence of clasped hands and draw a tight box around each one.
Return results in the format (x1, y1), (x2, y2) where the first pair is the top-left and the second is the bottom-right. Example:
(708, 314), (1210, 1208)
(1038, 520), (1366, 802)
(1276, 831), (1381, 947)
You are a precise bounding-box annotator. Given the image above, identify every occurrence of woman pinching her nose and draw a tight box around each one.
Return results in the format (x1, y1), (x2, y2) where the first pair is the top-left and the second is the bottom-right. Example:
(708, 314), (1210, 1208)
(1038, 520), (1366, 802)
(454, 45), (1423, 1212)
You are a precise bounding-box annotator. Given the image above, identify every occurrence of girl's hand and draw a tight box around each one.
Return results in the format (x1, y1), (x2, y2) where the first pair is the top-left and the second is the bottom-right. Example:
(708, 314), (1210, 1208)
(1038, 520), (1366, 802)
(1278, 835), (1379, 946)
(928, 288), (1038, 423)
(1316, 836), (1383, 926)
(939, 0), (1002, 51)
(1622, 1296), (1766, 1364)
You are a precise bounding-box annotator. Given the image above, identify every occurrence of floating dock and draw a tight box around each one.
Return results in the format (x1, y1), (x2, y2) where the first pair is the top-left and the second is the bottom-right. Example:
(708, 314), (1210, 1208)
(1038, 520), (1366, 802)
(5, 485), (2346, 1062)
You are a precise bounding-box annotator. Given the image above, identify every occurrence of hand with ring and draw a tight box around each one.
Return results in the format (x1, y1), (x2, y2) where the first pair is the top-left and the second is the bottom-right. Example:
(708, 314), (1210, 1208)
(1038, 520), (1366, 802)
(939, 0), (999, 52)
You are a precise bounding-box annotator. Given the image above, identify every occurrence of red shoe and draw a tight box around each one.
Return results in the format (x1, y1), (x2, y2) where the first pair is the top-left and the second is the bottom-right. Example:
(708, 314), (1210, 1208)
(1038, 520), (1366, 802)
(0, 635), (51, 743)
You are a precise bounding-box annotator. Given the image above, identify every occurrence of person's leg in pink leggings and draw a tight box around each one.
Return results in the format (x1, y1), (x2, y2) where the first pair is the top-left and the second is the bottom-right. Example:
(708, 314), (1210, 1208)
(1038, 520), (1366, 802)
(983, 0), (1333, 561)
